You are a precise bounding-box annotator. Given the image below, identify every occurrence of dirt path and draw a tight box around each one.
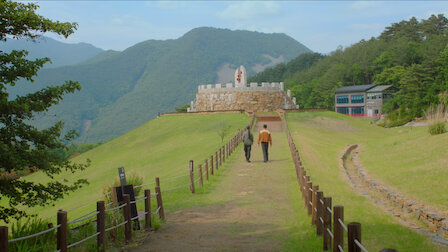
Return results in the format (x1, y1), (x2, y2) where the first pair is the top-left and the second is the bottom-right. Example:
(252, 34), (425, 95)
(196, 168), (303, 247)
(131, 121), (307, 251)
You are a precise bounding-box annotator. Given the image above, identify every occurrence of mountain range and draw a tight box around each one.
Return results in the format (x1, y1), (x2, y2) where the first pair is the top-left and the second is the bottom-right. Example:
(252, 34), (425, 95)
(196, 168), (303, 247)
(2, 36), (104, 68)
(9, 27), (311, 143)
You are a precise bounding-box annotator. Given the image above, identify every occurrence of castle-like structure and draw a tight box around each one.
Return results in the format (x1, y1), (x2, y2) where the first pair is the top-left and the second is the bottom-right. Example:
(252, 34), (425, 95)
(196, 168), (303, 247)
(188, 65), (298, 112)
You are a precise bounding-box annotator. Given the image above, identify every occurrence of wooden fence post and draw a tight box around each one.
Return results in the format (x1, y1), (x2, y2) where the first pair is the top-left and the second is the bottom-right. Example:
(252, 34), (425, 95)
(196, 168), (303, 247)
(123, 194), (132, 243)
(297, 166), (302, 192)
(198, 164), (203, 187)
(210, 155), (214, 175)
(301, 170), (307, 198)
(303, 176), (310, 201)
(304, 176), (310, 208)
(189, 160), (195, 194)
(220, 147), (223, 166)
(222, 146), (225, 163)
(323, 197), (332, 250)
(145, 190), (151, 229)
(225, 143), (228, 159)
(57, 210), (68, 252)
(0, 226), (8, 252)
(155, 186), (165, 220)
(316, 190), (323, 236)
(311, 185), (319, 225)
(380, 249), (398, 252)
(204, 159), (209, 181)
(155, 177), (160, 188)
(333, 206), (344, 252)
(97, 201), (106, 252)
(215, 152), (219, 170)
(348, 222), (361, 252)
(306, 181), (313, 216)
(295, 166), (300, 187)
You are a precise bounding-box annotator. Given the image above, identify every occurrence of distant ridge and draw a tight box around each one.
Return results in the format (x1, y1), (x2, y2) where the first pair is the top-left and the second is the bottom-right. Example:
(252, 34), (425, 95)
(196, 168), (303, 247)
(10, 27), (312, 143)
(2, 36), (104, 68)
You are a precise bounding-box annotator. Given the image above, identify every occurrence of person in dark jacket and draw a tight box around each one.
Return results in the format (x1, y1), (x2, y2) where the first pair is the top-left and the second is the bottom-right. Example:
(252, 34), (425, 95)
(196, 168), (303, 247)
(241, 126), (254, 162)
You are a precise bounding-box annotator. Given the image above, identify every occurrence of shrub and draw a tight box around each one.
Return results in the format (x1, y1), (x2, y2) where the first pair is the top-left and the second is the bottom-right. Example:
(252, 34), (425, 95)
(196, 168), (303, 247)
(9, 218), (56, 252)
(428, 122), (447, 135)
(425, 103), (448, 135)
(102, 172), (144, 204)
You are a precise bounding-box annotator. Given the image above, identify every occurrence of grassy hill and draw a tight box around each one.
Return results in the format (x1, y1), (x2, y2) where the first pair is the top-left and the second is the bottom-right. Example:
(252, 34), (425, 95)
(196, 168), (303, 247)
(17, 113), (249, 222)
(2, 36), (104, 68)
(9, 27), (311, 144)
(287, 111), (447, 251)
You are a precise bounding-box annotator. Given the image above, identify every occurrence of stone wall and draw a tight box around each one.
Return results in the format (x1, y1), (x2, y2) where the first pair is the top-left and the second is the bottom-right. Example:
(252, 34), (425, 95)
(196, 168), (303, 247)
(198, 82), (284, 92)
(194, 90), (296, 112)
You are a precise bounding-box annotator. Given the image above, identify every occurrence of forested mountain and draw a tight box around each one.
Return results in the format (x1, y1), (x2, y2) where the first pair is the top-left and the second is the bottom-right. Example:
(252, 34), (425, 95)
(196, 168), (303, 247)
(9, 27), (311, 143)
(251, 14), (448, 125)
(2, 36), (104, 68)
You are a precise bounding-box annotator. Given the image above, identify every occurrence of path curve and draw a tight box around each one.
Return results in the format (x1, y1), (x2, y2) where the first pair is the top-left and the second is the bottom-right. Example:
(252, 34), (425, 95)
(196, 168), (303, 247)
(341, 144), (448, 247)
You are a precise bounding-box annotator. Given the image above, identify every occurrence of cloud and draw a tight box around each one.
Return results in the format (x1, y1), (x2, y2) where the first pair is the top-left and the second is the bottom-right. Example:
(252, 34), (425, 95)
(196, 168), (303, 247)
(217, 1), (281, 20)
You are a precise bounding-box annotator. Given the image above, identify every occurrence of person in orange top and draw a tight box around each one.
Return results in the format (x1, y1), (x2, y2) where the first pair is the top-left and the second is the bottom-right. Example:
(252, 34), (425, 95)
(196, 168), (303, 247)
(258, 124), (272, 162)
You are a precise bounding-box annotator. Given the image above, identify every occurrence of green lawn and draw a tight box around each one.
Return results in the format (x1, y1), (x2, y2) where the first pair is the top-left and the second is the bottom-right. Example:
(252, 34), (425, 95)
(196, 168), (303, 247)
(16, 113), (250, 223)
(361, 124), (448, 211)
(287, 111), (447, 251)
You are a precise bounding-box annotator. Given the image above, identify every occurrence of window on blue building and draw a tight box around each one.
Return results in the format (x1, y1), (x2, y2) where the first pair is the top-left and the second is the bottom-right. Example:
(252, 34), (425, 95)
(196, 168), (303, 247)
(351, 95), (364, 103)
(337, 107), (349, 114)
(336, 95), (349, 104)
(352, 107), (364, 115)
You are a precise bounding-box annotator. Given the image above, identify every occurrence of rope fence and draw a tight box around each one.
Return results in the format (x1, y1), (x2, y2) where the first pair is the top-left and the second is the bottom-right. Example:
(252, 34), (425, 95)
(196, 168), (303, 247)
(7, 224), (60, 243)
(0, 113), (251, 251)
(281, 113), (398, 252)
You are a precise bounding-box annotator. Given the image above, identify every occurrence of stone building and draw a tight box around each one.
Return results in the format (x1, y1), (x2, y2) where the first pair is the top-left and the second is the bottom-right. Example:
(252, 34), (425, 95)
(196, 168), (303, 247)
(188, 65), (298, 112)
(334, 84), (398, 117)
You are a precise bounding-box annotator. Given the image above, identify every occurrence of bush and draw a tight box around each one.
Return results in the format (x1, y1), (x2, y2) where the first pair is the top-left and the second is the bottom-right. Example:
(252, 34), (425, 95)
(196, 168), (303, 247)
(9, 218), (56, 252)
(425, 103), (447, 135)
(428, 122), (447, 135)
(102, 172), (144, 204)
(378, 110), (413, 127)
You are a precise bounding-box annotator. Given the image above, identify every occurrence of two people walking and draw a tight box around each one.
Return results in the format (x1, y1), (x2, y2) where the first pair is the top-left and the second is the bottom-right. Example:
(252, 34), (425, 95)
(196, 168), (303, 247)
(242, 124), (272, 163)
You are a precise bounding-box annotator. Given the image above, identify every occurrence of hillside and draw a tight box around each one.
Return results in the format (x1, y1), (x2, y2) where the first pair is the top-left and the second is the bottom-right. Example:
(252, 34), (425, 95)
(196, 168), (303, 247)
(252, 14), (448, 125)
(287, 111), (447, 251)
(2, 36), (104, 68)
(18, 113), (249, 221)
(9, 27), (311, 143)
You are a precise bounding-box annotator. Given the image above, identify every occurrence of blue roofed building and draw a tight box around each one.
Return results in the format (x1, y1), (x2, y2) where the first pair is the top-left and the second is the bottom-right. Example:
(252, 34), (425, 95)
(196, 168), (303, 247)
(334, 84), (398, 117)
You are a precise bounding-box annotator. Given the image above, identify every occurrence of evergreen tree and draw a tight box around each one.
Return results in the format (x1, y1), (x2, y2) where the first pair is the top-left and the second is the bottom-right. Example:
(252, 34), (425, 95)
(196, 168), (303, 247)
(0, 0), (89, 222)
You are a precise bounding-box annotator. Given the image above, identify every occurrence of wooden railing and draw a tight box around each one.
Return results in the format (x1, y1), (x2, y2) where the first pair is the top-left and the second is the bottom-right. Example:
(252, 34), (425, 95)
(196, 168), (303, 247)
(0, 117), (249, 252)
(282, 114), (397, 252)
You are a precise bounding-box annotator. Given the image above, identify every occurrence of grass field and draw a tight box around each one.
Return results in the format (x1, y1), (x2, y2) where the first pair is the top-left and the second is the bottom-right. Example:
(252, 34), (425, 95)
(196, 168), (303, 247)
(361, 124), (448, 212)
(15, 113), (250, 223)
(287, 111), (447, 251)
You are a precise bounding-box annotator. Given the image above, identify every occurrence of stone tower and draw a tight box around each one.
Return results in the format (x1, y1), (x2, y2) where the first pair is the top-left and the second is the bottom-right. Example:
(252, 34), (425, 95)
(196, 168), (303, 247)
(234, 65), (247, 88)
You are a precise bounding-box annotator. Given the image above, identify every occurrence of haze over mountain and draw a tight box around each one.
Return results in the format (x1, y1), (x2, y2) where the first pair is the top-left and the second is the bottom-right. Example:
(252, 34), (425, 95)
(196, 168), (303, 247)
(10, 27), (311, 143)
(2, 36), (104, 68)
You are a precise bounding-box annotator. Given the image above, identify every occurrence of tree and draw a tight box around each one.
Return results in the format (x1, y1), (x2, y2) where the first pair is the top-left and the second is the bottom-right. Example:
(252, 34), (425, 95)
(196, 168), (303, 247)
(175, 104), (190, 112)
(0, 0), (89, 222)
(216, 122), (231, 143)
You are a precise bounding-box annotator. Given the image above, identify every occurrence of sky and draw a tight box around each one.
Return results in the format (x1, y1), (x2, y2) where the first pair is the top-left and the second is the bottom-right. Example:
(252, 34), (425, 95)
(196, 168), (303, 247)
(32, 1), (448, 54)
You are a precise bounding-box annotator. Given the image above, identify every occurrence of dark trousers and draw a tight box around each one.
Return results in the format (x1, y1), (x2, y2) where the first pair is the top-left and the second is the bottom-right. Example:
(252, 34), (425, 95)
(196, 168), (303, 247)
(244, 144), (251, 161)
(261, 142), (269, 162)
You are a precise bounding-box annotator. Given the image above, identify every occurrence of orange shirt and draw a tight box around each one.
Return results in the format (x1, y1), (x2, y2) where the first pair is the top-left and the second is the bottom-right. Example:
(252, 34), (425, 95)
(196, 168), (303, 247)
(258, 129), (272, 145)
